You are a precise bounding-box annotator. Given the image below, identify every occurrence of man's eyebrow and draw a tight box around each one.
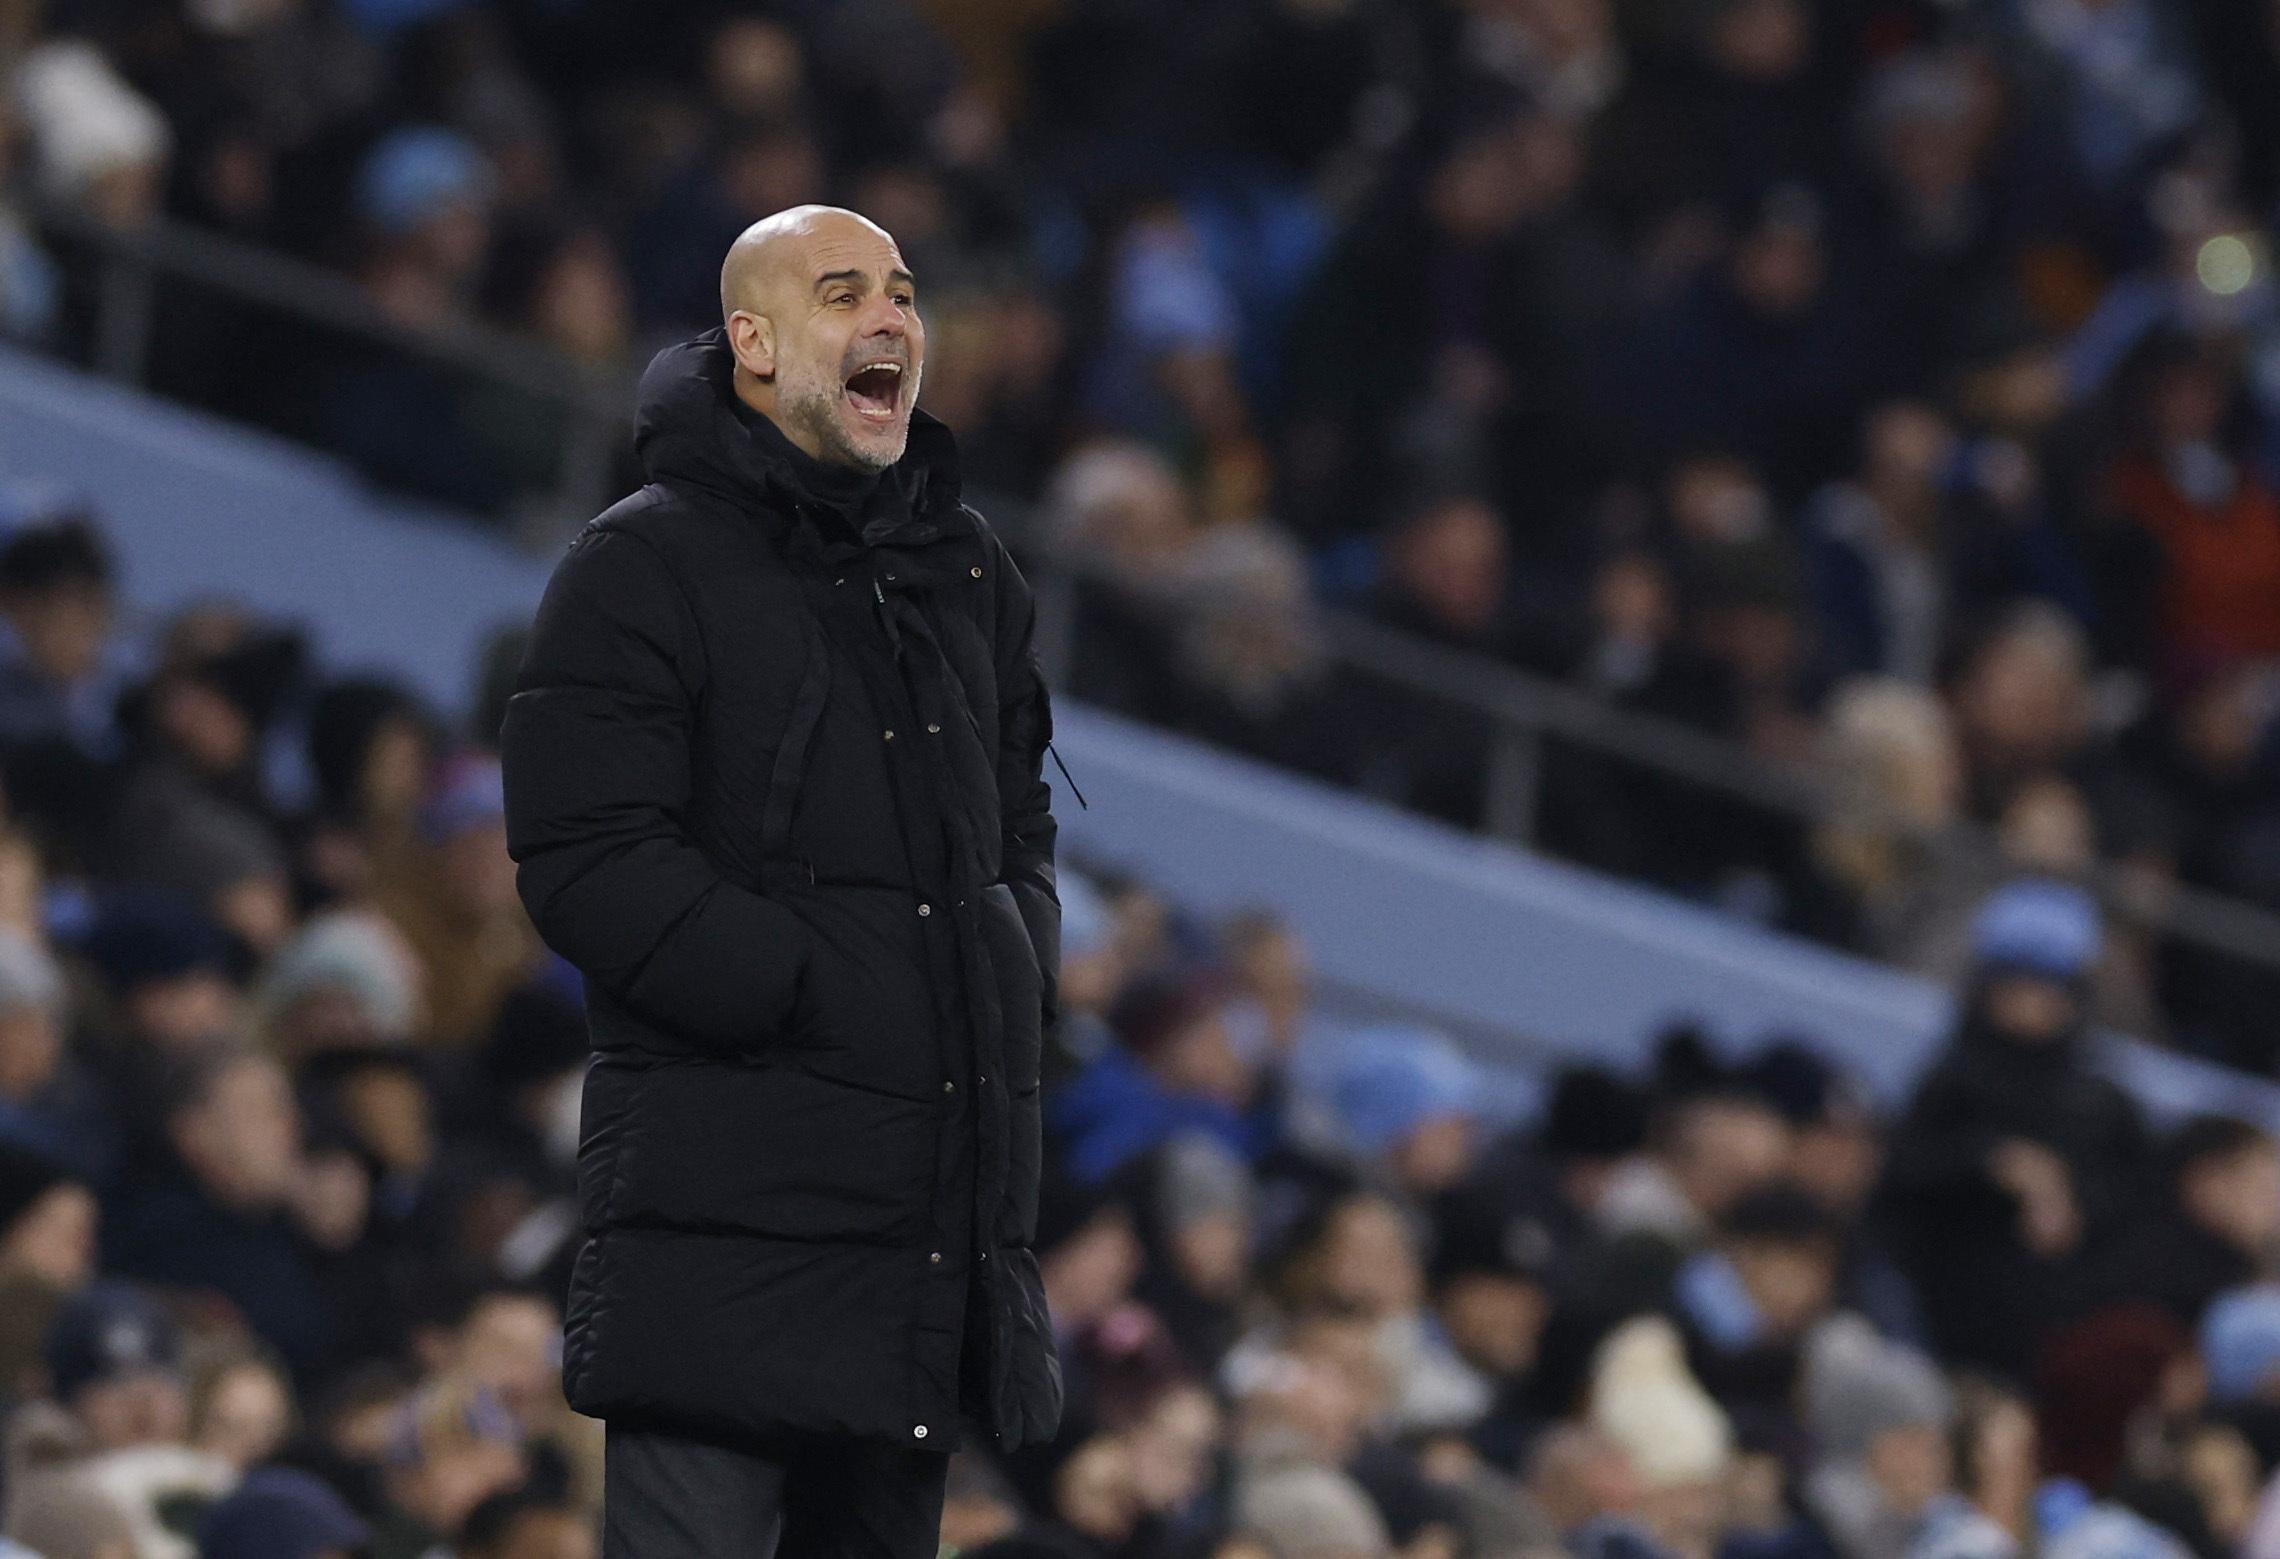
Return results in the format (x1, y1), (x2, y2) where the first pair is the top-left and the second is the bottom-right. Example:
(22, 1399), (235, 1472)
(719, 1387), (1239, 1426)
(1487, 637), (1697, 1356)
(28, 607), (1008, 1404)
(810, 268), (918, 294)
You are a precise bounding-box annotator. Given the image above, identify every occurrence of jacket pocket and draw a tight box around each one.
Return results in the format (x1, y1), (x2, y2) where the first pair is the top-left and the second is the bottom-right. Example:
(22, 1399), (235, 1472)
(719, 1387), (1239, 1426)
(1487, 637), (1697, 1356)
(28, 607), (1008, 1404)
(780, 909), (942, 1102)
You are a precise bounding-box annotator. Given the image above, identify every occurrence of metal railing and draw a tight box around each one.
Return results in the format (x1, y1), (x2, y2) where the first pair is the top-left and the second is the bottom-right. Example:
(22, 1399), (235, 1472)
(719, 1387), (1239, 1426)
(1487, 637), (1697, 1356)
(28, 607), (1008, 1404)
(24, 203), (2280, 1012)
(1016, 547), (2280, 995)
(33, 203), (631, 548)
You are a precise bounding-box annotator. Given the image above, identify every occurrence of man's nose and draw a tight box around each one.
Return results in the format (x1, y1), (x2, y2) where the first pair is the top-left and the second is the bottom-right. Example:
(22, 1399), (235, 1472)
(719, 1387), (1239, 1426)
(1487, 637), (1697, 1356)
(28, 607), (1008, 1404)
(860, 297), (908, 339)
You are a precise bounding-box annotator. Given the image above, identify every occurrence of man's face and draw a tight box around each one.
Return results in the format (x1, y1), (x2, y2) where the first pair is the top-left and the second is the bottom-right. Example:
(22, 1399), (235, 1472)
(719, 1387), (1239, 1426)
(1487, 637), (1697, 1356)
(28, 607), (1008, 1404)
(737, 216), (926, 471)
(74, 1368), (190, 1451)
(8, 583), (112, 686)
(177, 1057), (301, 1209)
(1728, 1237), (1838, 1337)
(2186, 1142), (2280, 1254)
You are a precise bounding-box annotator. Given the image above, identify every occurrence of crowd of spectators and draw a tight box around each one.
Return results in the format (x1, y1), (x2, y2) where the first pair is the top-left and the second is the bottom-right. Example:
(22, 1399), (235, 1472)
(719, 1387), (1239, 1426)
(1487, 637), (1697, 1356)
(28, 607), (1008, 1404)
(8, 0), (2280, 1063)
(0, 493), (2263, 1559)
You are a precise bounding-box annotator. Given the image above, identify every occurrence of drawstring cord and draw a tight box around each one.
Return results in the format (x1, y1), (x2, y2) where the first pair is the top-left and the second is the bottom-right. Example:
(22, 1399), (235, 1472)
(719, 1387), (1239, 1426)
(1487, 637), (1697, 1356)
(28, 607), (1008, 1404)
(1048, 741), (1088, 810)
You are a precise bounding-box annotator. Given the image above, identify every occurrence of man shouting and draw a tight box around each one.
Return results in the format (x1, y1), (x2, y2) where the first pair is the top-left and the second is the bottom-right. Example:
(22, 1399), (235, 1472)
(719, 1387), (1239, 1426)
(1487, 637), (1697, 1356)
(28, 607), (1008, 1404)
(499, 205), (1064, 1556)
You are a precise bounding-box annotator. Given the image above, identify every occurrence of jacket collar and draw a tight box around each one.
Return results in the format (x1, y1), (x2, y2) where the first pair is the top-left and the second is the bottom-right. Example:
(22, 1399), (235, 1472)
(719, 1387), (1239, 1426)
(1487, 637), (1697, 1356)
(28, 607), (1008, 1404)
(631, 327), (968, 552)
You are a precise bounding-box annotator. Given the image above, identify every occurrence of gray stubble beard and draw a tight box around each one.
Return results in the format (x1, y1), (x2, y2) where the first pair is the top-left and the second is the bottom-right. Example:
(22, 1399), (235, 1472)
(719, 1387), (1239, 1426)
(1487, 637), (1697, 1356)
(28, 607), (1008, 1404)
(781, 357), (919, 473)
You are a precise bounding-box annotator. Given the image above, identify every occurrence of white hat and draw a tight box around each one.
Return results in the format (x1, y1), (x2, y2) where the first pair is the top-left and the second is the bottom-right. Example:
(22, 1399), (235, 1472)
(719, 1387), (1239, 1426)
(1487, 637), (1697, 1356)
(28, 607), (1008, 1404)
(1587, 1316), (1734, 1488)
(13, 40), (172, 201)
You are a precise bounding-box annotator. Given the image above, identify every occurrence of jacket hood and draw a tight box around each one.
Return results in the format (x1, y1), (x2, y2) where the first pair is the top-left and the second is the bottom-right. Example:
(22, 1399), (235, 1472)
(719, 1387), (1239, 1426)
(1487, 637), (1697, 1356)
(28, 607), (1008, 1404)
(632, 328), (963, 524)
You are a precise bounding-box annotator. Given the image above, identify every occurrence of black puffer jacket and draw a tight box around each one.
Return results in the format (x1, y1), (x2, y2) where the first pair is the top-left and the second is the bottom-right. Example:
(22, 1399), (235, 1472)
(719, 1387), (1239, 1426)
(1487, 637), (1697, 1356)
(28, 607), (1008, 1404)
(498, 329), (1064, 1454)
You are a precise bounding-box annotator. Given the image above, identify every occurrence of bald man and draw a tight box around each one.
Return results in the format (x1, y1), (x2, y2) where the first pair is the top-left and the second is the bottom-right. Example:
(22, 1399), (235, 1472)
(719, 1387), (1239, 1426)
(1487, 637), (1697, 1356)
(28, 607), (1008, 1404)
(500, 206), (1065, 1555)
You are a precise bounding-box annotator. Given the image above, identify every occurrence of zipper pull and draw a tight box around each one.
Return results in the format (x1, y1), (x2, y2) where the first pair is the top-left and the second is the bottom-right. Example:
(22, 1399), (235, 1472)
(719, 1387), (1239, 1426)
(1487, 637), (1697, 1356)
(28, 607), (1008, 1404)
(873, 578), (886, 604)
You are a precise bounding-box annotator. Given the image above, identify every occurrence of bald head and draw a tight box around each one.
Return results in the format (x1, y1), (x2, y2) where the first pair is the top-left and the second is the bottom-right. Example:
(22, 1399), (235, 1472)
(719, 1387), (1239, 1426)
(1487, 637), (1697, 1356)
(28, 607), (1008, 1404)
(719, 204), (924, 471)
(720, 204), (896, 322)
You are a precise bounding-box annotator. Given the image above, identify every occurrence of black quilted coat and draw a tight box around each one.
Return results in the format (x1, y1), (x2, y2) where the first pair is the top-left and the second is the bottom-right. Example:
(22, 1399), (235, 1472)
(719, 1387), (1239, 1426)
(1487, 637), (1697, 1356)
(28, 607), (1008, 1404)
(497, 329), (1064, 1455)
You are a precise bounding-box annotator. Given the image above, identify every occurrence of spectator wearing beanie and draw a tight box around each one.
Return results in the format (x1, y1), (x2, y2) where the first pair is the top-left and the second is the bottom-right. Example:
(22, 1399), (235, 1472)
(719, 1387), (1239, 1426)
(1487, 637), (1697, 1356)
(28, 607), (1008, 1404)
(250, 908), (425, 1061)
(2201, 1286), (2280, 1408)
(43, 1282), (186, 1454)
(1231, 1461), (1391, 1559)
(370, 750), (543, 1050)
(1426, 1177), (1558, 1472)
(1800, 1317), (1954, 1559)
(1587, 1316), (1733, 1559)
(1749, 1042), (1927, 1349)
(195, 1466), (370, 1559)
(2031, 1303), (2193, 1495)
(1880, 881), (2150, 1377)
(1326, 1026), (1484, 1198)
(1671, 1182), (1846, 1416)
(1130, 1131), (1258, 1376)
(75, 886), (241, 1058)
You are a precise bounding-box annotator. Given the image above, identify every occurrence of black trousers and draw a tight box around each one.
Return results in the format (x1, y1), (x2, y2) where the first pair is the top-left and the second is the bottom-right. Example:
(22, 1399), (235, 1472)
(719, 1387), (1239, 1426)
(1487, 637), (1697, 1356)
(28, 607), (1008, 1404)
(602, 1422), (953, 1558)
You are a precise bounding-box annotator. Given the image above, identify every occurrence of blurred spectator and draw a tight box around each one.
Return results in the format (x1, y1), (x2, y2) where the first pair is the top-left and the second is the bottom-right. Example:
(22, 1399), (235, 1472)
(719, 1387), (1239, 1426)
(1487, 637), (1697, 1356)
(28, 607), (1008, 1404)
(250, 908), (424, 1061)
(9, 3), (2280, 1553)
(1806, 678), (1981, 976)
(104, 1052), (334, 1381)
(0, 516), (133, 837)
(1327, 1026), (1483, 1198)
(2098, 337), (2280, 686)
(41, 1281), (188, 1455)
(369, 750), (540, 1050)
(0, 1141), (94, 1295)
(194, 1464), (370, 1559)
(370, 1373), (526, 1556)
(1585, 1316), (1731, 1559)
(457, 1485), (595, 1559)
(1801, 1318), (1954, 1559)
(1050, 967), (1278, 1185)
(186, 1341), (294, 1474)
(2096, 1115), (2280, 1327)
(12, 40), (171, 230)
(1880, 881), (2151, 1376)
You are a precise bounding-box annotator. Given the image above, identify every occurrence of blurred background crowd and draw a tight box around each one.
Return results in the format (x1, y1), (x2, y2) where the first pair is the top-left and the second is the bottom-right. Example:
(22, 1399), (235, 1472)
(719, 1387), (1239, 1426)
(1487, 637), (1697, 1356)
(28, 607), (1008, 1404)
(0, 0), (2279, 1555)
(12, 0), (2280, 1067)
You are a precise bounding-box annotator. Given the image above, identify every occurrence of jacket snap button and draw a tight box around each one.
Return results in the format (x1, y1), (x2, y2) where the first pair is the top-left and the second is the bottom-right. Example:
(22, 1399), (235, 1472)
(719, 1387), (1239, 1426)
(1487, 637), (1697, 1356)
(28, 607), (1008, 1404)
(979, 1251), (988, 1262)
(913, 1425), (928, 1439)
(883, 729), (895, 740)
(928, 1251), (942, 1263)
(942, 1080), (955, 1092)
(926, 723), (941, 734)
(977, 1074), (986, 1084)
(970, 566), (983, 578)
(918, 903), (932, 917)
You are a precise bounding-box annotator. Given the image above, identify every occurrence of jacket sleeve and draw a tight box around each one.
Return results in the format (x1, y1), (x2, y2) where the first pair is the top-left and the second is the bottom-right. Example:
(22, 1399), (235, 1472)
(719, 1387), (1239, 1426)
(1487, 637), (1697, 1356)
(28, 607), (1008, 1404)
(499, 522), (812, 1051)
(988, 529), (1061, 1049)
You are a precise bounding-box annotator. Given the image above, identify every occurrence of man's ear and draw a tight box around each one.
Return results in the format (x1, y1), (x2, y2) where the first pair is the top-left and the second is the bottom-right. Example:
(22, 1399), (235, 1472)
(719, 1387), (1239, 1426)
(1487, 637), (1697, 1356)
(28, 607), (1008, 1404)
(727, 310), (775, 379)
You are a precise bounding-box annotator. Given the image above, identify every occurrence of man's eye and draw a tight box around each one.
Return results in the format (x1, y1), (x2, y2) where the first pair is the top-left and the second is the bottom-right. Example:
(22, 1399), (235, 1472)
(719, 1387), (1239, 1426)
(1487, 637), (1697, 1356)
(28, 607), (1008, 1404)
(830, 293), (855, 306)
(893, 293), (914, 307)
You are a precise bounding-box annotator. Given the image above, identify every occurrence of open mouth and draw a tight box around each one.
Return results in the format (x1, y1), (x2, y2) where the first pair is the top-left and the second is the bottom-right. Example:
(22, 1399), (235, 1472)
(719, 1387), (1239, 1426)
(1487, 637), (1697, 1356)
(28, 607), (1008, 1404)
(844, 360), (905, 425)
